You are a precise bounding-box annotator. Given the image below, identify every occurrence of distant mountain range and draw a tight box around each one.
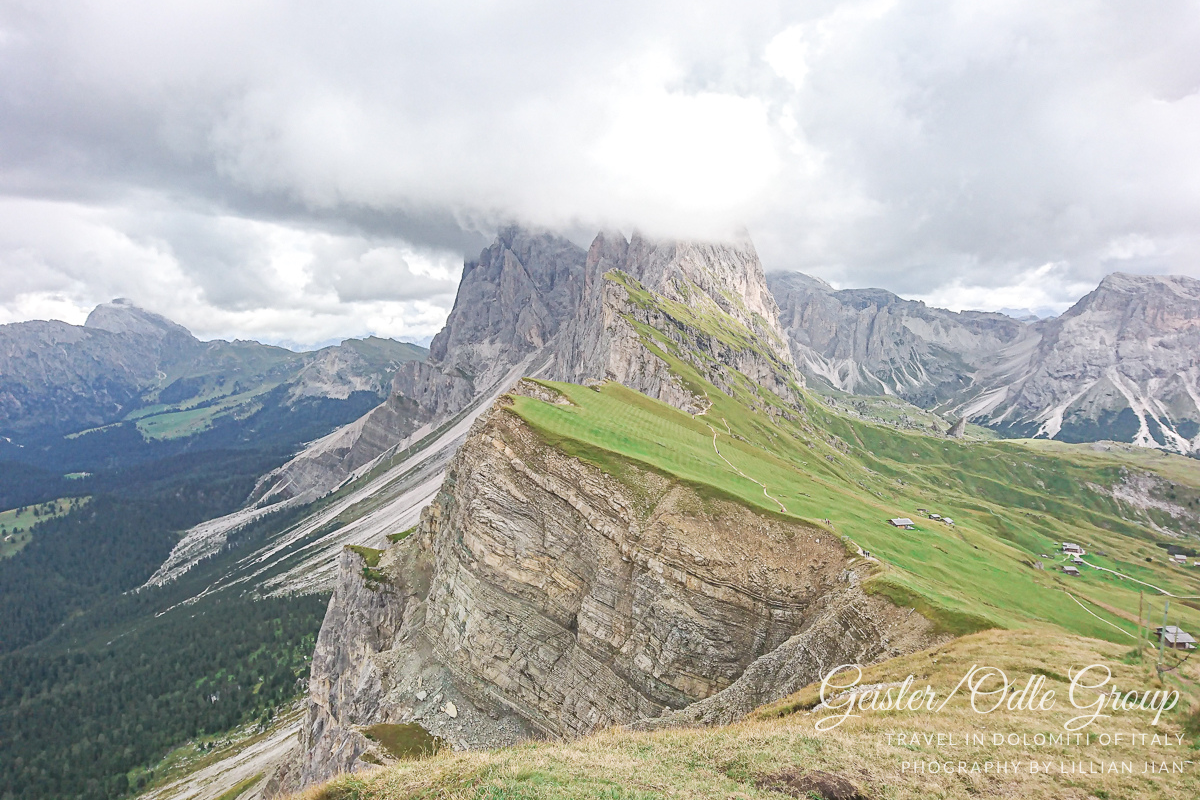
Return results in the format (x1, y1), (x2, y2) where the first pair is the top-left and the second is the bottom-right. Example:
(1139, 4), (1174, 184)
(0, 298), (426, 451)
(770, 270), (1200, 453)
(3, 254), (1195, 465)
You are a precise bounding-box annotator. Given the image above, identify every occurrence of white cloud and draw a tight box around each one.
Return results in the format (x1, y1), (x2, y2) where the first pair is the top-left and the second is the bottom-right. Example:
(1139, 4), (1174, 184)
(0, 195), (457, 347)
(1, 0), (1199, 340)
(907, 261), (1097, 316)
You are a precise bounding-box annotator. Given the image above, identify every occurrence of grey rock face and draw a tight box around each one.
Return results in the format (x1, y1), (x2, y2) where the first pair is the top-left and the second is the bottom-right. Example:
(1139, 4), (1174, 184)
(84, 297), (195, 341)
(298, 385), (938, 786)
(301, 547), (411, 782)
(770, 270), (1200, 453)
(965, 273), (1200, 451)
(554, 231), (799, 413)
(431, 225), (587, 390)
(768, 272), (1031, 407)
(632, 581), (935, 729)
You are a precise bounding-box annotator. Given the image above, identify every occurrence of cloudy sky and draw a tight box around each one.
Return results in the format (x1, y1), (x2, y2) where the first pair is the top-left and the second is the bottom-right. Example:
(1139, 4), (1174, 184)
(2, 1), (1198, 347)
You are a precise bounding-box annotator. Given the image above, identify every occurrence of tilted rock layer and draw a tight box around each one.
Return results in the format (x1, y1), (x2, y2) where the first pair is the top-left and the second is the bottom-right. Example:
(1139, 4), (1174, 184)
(296, 385), (938, 787)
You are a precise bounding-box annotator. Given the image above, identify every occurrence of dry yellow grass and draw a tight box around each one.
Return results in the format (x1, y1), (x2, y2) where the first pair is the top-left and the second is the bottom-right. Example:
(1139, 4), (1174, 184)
(294, 629), (1200, 800)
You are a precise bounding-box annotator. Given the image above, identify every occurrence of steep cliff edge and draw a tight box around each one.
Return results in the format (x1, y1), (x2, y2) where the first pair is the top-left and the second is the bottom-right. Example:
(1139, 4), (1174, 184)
(295, 383), (938, 788)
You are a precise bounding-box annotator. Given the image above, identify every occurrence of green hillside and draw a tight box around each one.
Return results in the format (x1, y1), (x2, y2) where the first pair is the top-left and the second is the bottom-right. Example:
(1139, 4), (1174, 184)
(509, 372), (1200, 646)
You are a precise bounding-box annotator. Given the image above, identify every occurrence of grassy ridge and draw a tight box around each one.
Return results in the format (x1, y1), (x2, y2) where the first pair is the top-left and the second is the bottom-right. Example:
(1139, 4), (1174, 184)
(510, 378), (1200, 645)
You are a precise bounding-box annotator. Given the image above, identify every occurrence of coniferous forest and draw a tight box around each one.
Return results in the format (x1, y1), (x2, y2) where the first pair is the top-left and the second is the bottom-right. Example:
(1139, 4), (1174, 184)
(0, 416), (345, 800)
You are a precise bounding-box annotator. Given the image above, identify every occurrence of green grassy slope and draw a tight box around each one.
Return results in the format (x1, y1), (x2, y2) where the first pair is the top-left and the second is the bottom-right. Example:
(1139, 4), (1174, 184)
(512, 377), (1200, 644)
(0, 497), (88, 559)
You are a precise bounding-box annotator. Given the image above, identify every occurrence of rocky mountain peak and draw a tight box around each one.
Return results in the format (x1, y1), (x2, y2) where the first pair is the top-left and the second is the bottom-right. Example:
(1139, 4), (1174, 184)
(622, 231), (786, 339)
(84, 298), (195, 341)
(426, 226), (587, 380)
(768, 270), (835, 293)
(1056, 272), (1200, 334)
(1093, 271), (1200, 299)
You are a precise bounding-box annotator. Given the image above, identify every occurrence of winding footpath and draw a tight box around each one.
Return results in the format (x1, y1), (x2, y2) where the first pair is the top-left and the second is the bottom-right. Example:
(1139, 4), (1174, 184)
(1062, 590), (1136, 639)
(694, 395), (788, 514)
(1079, 558), (1200, 600)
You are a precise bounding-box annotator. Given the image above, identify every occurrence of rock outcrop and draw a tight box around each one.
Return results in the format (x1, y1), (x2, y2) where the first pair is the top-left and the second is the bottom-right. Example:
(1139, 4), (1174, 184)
(297, 384), (938, 786)
(431, 225), (587, 391)
(555, 231), (800, 414)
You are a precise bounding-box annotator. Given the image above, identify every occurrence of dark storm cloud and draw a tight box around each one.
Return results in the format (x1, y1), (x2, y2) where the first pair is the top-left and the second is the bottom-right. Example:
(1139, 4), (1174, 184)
(1, 1), (1198, 343)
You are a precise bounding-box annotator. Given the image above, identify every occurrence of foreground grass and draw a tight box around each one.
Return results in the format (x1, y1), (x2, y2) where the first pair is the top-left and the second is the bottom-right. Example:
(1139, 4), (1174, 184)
(295, 630), (1200, 800)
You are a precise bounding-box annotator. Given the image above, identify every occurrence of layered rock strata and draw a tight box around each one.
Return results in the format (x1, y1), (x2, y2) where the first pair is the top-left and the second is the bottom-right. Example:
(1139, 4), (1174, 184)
(296, 384), (937, 786)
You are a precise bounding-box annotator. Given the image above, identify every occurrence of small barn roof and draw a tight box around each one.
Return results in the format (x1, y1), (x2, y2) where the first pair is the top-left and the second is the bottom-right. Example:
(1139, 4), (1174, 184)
(889, 518), (915, 527)
(1158, 625), (1196, 642)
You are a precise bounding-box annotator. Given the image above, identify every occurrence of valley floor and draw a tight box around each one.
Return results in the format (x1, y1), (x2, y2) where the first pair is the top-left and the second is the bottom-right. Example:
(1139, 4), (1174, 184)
(294, 629), (1200, 800)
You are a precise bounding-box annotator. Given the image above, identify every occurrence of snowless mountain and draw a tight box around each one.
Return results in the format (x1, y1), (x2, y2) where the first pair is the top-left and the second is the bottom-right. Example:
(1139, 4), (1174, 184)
(0, 298), (426, 443)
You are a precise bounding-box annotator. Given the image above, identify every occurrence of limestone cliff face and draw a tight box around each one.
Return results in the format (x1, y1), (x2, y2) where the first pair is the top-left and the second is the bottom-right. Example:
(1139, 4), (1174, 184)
(297, 384), (938, 786)
(554, 232), (800, 414)
(302, 547), (412, 779)
(430, 226), (587, 390)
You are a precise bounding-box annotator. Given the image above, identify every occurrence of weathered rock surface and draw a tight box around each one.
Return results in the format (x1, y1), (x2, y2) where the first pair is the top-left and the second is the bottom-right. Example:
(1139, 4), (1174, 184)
(770, 270), (1200, 453)
(431, 225), (587, 390)
(302, 547), (410, 782)
(769, 272), (1031, 406)
(555, 231), (800, 413)
(297, 385), (938, 787)
(252, 391), (431, 506)
(961, 273), (1200, 450)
